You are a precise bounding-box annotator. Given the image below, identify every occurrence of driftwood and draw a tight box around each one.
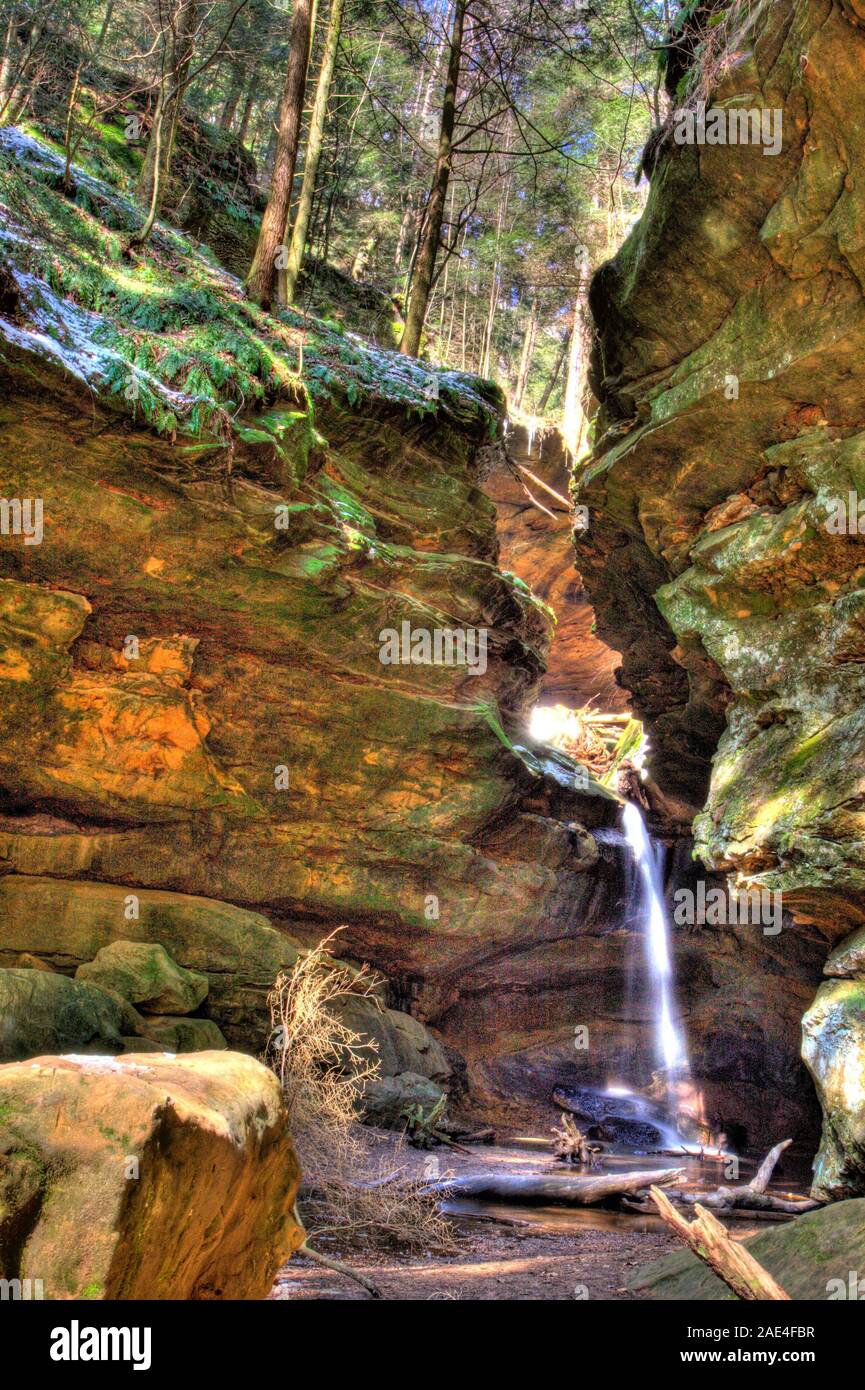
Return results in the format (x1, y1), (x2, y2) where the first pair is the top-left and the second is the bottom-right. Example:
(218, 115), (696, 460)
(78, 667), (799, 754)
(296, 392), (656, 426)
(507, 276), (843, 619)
(292, 1203), (384, 1299)
(445, 1126), (495, 1145)
(622, 1197), (795, 1223)
(551, 1113), (601, 1167)
(426, 1167), (684, 1206)
(671, 1140), (822, 1215)
(649, 1186), (790, 1301)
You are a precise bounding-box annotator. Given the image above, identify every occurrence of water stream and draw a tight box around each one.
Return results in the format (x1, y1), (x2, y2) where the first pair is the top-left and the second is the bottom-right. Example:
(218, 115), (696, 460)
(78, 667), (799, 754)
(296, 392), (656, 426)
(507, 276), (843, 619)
(620, 802), (690, 1083)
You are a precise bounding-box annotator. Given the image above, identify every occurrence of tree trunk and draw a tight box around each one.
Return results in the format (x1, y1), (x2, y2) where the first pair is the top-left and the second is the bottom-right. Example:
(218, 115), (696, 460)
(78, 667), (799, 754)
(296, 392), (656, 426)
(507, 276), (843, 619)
(136, 0), (199, 220)
(62, 63), (84, 192)
(426, 1167), (684, 1206)
(95, 0), (116, 56)
(395, 0), (452, 290)
(350, 229), (380, 282)
(0, 14), (15, 115)
(512, 297), (538, 410)
(236, 82), (256, 145)
(536, 329), (570, 415)
(283, 0), (345, 306)
(245, 0), (313, 307)
(562, 255), (591, 457)
(399, 0), (466, 357)
(219, 62), (244, 129)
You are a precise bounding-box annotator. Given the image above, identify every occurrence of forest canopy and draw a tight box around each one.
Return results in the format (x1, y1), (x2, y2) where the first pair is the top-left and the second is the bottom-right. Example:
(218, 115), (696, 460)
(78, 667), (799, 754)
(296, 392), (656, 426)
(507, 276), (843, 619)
(0, 0), (675, 423)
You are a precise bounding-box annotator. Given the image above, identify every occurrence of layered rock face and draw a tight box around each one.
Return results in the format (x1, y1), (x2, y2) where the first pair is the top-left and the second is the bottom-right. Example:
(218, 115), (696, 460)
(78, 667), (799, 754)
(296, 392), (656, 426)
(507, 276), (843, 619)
(0, 1052), (303, 1298)
(578, 0), (865, 1191)
(0, 130), (614, 1114)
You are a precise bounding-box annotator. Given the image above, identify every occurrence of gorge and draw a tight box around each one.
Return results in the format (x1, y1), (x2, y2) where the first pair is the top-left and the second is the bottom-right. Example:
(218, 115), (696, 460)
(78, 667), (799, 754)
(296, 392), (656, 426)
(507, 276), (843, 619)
(1, 0), (865, 1313)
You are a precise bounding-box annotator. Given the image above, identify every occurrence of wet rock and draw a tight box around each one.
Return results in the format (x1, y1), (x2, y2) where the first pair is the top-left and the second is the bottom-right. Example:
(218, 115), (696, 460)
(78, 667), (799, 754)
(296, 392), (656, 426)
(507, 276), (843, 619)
(577, 0), (865, 1184)
(485, 422), (627, 709)
(0, 1051), (303, 1298)
(552, 1084), (666, 1148)
(802, 977), (865, 1199)
(76, 941), (209, 1016)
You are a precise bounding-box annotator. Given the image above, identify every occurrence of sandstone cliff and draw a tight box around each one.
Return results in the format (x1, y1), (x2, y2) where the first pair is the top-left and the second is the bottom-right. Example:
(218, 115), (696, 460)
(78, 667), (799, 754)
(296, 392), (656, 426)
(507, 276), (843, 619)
(0, 106), (830, 1160)
(579, 0), (865, 1194)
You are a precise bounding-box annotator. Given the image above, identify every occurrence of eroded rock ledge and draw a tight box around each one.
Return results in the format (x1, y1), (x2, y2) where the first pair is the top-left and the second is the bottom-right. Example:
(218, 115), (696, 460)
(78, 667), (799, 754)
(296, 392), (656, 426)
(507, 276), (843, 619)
(578, 0), (865, 1193)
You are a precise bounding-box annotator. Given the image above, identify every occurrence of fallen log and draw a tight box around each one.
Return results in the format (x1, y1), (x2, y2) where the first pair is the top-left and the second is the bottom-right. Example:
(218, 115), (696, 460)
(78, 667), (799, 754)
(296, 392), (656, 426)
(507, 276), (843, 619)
(676, 1190), (821, 1215)
(649, 1186), (790, 1301)
(750, 1138), (792, 1193)
(667, 1139), (822, 1215)
(424, 1167), (684, 1206)
(622, 1197), (795, 1223)
(444, 1126), (495, 1145)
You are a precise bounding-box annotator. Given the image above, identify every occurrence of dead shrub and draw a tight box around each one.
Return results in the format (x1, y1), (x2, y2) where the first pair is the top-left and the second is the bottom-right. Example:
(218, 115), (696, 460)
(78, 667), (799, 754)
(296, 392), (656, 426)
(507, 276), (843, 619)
(265, 930), (456, 1254)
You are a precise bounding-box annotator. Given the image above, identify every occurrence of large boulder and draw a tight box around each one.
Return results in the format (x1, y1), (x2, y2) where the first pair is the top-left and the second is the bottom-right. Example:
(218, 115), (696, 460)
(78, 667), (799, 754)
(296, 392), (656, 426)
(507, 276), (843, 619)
(802, 941), (865, 1199)
(335, 995), (451, 1084)
(0, 969), (129, 1061)
(630, 1199), (865, 1301)
(139, 1015), (228, 1052)
(76, 941), (209, 1016)
(0, 1052), (303, 1298)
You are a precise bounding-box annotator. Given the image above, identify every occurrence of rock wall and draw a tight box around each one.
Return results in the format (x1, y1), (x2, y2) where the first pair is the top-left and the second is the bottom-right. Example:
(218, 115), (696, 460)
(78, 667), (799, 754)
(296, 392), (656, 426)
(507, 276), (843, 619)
(578, 0), (865, 1192)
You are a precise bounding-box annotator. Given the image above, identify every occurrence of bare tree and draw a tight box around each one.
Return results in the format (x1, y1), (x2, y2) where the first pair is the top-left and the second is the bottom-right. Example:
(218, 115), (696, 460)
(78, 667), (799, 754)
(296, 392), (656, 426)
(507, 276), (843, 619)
(245, 0), (314, 307)
(283, 0), (345, 305)
(399, 0), (466, 356)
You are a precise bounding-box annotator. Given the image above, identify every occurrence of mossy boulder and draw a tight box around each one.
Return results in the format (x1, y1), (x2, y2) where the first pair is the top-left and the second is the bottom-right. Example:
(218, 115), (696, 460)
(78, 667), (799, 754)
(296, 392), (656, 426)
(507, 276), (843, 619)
(76, 942), (209, 1016)
(802, 975), (865, 1199)
(333, 996), (451, 1083)
(360, 1072), (445, 1129)
(138, 1016), (228, 1052)
(0, 877), (299, 1049)
(0, 969), (129, 1061)
(630, 1199), (865, 1300)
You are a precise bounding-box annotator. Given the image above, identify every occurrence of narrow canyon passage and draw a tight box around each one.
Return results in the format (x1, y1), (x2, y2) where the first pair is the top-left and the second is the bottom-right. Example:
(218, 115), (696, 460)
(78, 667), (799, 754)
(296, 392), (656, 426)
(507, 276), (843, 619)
(1, 0), (864, 1336)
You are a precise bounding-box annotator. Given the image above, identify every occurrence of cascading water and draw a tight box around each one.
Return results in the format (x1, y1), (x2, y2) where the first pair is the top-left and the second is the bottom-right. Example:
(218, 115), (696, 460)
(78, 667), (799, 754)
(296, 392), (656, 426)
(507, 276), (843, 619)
(621, 802), (690, 1086)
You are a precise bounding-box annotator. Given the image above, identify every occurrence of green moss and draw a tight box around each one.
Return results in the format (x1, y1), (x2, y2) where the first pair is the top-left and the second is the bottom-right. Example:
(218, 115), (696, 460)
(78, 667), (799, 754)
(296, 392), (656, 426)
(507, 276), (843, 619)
(0, 131), (501, 449)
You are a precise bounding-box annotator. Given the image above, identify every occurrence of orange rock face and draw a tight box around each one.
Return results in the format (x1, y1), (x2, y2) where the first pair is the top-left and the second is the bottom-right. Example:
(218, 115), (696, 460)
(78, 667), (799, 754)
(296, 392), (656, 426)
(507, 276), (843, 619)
(485, 421), (628, 710)
(0, 1052), (303, 1299)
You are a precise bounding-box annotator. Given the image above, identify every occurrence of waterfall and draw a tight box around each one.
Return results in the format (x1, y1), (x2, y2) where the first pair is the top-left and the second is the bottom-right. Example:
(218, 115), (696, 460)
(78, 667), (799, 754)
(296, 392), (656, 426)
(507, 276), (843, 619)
(621, 802), (689, 1081)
